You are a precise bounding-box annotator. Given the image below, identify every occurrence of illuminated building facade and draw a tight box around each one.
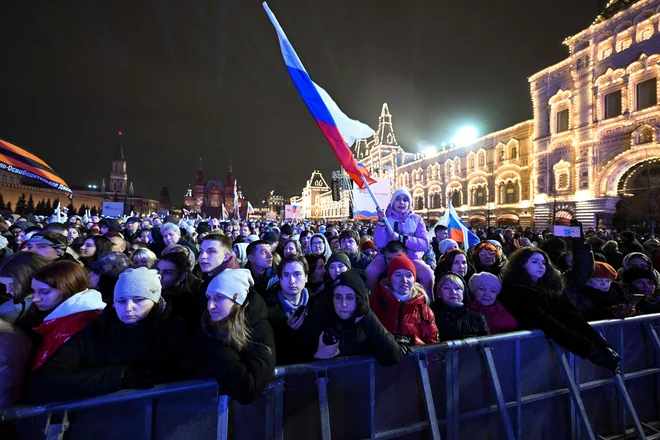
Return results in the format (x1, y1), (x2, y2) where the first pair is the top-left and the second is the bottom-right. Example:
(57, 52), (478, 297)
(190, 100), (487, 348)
(293, 0), (660, 229)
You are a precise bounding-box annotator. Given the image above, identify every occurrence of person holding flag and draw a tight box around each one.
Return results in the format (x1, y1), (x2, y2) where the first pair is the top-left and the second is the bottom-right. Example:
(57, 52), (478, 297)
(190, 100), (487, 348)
(364, 189), (434, 297)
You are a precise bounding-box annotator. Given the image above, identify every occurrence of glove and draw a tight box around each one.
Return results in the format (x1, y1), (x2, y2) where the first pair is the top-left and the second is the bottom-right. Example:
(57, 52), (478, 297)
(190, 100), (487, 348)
(394, 334), (413, 356)
(121, 367), (155, 390)
(587, 345), (621, 374)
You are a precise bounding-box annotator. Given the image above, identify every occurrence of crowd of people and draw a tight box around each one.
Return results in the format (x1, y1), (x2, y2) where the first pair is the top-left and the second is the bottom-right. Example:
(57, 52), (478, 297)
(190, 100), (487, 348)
(1, 187), (659, 408)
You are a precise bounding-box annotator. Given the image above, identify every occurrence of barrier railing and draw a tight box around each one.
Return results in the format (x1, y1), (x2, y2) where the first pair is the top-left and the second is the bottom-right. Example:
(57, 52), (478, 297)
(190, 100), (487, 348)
(2, 313), (660, 440)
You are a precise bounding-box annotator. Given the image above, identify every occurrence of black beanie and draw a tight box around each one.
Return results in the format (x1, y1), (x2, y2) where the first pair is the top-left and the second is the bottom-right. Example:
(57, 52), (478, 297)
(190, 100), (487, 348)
(280, 224), (293, 235)
(326, 250), (352, 270)
(622, 267), (657, 286)
(196, 222), (211, 235)
(333, 270), (368, 299)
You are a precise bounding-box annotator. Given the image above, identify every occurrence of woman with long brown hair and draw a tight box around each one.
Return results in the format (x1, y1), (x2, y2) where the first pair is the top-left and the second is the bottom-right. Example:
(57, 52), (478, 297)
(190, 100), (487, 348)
(0, 252), (51, 324)
(500, 247), (620, 373)
(199, 269), (275, 404)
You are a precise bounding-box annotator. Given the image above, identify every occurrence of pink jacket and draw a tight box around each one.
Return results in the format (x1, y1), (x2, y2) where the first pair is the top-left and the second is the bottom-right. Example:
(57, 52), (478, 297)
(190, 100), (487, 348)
(374, 204), (429, 260)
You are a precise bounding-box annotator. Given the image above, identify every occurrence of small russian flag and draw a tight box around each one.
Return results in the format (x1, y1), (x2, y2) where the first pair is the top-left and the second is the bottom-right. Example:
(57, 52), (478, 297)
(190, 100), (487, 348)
(437, 202), (480, 251)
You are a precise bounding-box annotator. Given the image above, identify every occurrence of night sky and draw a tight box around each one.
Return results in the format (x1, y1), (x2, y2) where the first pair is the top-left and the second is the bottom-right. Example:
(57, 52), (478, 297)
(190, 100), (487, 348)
(0, 1), (602, 205)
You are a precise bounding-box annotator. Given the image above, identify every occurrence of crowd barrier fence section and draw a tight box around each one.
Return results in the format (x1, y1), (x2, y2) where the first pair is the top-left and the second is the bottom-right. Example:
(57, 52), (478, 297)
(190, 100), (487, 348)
(2, 314), (660, 440)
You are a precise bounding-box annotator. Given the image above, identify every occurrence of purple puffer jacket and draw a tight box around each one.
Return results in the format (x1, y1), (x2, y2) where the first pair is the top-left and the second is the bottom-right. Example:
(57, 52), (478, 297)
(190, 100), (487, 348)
(374, 204), (429, 260)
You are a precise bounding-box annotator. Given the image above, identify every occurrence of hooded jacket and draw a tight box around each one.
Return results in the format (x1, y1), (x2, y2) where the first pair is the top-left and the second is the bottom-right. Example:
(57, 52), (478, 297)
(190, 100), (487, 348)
(31, 289), (106, 371)
(299, 310), (401, 366)
(370, 281), (439, 345)
(25, 301), (189, 404)
(373, 190), (429, 260)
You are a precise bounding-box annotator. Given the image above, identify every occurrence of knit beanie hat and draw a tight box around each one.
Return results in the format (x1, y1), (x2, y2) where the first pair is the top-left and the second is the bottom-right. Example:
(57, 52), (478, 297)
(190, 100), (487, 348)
(622, 267), (657, 286)
(114, 267), (162, 303)
(360, 240), (377, 252)
(387, 254), (417, 279)
(333, 270), (369, 299)
(196, 222), (211, 235)
(592, 262), (617, 280)
(468, 272), (501, 294)
(439, 239), (458, 255)
(280, 224), (293, 236)
(391, 188), (412, 205)
(327, 250), (352, 270)
(29, 232), (67, 256)
(206, 269), (254, 306)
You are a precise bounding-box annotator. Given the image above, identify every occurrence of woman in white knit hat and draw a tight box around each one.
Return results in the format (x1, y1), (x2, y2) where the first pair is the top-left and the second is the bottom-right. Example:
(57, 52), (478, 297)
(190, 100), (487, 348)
(25, 267), (190, 404)
(199, 268), (276, 405)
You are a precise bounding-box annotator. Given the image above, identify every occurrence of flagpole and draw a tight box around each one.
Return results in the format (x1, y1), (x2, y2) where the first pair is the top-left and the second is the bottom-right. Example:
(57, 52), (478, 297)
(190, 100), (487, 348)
(360, 175), (393, 234)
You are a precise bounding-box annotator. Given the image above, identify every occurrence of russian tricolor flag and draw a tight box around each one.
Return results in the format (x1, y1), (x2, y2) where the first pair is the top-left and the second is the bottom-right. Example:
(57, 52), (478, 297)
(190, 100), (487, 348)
(263, 3), (376, 189)
(438, 202), (480, 251)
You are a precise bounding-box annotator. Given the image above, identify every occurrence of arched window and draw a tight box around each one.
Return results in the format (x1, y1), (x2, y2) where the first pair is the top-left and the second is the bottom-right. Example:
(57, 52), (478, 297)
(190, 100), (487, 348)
(470, 158), (475, 169)
(511, 147), (518, 158)
(451, 191), (461, 207)
(415, 196), (424, 210)
(431, 193), (441, 209)
(475, 186), (486, 206)
(499, 150), (505, 162)
(479, 155), (485, 166)
(505, 181), (518, 203)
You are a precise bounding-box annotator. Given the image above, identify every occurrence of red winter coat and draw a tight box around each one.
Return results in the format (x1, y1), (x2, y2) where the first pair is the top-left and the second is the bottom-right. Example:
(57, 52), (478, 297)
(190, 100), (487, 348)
(371, 282), (439, 345)
(31, 289), (105, 371)
(469, 300), (518, 335)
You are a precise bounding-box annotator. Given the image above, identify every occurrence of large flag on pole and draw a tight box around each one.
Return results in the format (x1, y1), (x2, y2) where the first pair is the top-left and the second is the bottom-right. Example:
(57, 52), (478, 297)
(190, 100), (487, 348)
(437, 202), (480, 252)
(247, 202), (254, 216)
(0, 138), (73, 199)
(263, 2), (376, 189)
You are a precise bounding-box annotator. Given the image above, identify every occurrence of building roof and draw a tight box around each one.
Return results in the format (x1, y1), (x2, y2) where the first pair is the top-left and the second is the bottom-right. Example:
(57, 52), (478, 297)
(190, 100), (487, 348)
(594, 0), (642, 24)
(204, 180), (224, 192)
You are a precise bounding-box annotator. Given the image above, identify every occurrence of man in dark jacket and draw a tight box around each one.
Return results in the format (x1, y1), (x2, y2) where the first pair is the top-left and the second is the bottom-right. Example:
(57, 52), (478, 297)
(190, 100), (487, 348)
(265, 256), (309, 365)
(339, 230), (371, 270)
(619, 231), (644, 257)
(245, 240), (279, 296)
(156, 252), (204, 329)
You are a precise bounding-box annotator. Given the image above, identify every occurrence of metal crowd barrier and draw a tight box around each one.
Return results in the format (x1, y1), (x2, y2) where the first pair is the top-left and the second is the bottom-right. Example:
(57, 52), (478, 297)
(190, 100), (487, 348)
(2, 314), (660, 440)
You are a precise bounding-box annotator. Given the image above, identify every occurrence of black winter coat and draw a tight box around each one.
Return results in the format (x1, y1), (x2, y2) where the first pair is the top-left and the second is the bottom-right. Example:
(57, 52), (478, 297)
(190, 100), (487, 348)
(348, 251), (371, 271)
(25, 302), (190, 404)
(571, 283), (628, 321)
(162, 274), (205, 331)
(499, 281), (609, 358)
(430, 302), (490, 341)
(194, 290), (276, 405)
(562, 240), (595, 309)
(298, 310), (401, 366)
(265, 288), (306, 365)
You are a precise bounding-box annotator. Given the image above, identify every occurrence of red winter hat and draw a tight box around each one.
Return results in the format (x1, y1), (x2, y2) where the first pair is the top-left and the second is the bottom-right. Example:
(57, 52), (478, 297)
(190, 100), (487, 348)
(592, 262), (617, 280)
(387, 254), (417, 279)
(360, 240), (377, 251)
